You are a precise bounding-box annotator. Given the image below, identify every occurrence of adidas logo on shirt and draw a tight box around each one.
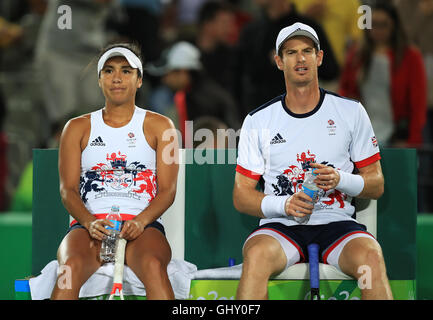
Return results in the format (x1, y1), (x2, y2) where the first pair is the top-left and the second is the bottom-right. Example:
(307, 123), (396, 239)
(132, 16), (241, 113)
(270, 133), (286, 145)
(90, 136), (106, 146)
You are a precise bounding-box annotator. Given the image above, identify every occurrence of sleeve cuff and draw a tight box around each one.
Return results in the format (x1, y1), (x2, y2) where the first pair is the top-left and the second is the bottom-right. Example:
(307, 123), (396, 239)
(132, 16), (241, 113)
(354, 152), (381, 168)
(236, 165), (262, 181)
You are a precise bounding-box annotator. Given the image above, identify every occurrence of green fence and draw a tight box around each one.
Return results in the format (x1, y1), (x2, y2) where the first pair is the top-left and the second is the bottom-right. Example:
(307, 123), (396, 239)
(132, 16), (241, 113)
(417, 214), (433, 299)
(377, 148), (417, 281)
(0, 213), (31, 300)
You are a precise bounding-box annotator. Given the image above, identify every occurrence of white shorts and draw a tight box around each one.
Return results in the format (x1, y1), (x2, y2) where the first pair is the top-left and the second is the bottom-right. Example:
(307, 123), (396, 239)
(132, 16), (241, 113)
(244, 221), (377, 271)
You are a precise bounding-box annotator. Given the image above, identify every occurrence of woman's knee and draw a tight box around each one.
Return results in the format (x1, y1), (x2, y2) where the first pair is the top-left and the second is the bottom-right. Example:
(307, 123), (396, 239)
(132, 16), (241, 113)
(61, 254), (96, 277)
(138, 254), (169, 278)
(57, 229), (99, 268)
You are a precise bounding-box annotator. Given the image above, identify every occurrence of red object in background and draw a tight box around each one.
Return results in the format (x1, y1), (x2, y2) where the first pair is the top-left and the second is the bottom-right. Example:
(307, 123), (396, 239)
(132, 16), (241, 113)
(174, 90), (189, 146)
(339, 45), (427, 145)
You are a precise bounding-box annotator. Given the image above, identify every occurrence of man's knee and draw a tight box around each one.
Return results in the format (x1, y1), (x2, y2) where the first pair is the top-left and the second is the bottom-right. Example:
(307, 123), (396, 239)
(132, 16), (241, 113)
(242, 236), (286, 275)
(341, 239), (386, 280)
(358, 246), (386, 277)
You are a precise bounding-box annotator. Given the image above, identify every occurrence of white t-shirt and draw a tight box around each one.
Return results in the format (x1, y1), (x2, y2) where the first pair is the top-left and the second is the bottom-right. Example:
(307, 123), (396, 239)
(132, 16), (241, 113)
(361, 53), (393, 146)
(77, 106), (159, 224)
(236, 88), (381, 226)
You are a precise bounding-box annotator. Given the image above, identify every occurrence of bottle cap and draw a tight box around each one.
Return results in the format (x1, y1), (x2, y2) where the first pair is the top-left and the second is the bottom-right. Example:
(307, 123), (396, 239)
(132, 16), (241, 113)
(311, 168), (318, 176)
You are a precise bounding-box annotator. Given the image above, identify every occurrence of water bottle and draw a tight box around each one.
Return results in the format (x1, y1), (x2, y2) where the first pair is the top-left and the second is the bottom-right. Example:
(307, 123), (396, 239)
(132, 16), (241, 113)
(295, 169), (320, 224)
(100, 205), (122, 263)
(302, 169), (321, 204)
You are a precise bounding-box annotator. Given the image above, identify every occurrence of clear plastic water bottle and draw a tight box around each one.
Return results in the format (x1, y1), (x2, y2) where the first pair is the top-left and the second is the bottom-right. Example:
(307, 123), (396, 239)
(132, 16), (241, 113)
(100, 205), (122, 263)
(302, 169), (321, 204)
(295, 169), (320, 224)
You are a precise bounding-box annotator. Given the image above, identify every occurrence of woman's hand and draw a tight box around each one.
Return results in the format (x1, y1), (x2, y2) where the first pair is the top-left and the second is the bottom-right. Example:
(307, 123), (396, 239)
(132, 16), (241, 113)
(120, 219), (145, 241)
(86, 219), (113, 241)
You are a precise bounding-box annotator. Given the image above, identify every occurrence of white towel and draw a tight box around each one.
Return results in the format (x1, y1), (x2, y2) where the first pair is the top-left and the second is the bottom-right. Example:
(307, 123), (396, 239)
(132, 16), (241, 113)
(29, 259), (197, 300)
(191, 263), (353, 280)
(192, 264), (243, 280)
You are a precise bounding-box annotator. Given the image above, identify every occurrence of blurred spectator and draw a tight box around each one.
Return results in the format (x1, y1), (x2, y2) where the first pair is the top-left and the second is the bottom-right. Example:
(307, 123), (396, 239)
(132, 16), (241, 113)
(0, 14), (20, 211)
(158, 0), (180, 44)
(177, 0), (210, 26)
(34, 0), (115, 129)
(221, 0), (253, 45)
(163, 0), (211, 42)
(291, 0), (363, 68)
(192, 116), (230, 149)
(196, 0), (238, 94)
(0, 89), (7, 211)
(9, 118), (65, 212)
(109, 0), (163, 62)
(1, 0), (47, 72)
(176, 0), (210, 29)
(0, 0), (47, 211)
(0, 16), (23, 48)
(396, 0), (433, 213)
(396, 0), (433, 145)
(339, 1), (427, 147)
(159, 0), (250, 46)
(234, 0), (339, 118)
(147, 41), (240, 146)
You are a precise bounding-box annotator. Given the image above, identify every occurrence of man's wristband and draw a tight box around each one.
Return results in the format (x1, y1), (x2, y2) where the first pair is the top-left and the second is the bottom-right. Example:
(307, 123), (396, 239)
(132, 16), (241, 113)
(336, 170), (365, 197)
(261, 195), (290, 219)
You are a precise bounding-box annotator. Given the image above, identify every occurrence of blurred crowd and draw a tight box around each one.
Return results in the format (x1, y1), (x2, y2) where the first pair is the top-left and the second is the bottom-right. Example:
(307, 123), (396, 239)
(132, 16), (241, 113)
(0, 0), (432, 213)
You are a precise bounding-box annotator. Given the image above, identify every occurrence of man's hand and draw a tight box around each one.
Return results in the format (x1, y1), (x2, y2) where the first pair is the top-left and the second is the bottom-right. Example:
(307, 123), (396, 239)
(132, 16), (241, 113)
(310, 162), (340, 191)
(284, 192), (314, 218)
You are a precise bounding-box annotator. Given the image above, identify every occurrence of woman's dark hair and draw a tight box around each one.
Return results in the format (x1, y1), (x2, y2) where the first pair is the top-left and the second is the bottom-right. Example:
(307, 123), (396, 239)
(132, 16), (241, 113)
(359, 1), (409, 80)
(97, 42), (143, 78)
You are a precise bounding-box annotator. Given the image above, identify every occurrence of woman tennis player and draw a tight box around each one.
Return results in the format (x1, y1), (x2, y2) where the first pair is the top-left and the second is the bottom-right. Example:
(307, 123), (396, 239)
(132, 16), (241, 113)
(51, 43), (179, 300)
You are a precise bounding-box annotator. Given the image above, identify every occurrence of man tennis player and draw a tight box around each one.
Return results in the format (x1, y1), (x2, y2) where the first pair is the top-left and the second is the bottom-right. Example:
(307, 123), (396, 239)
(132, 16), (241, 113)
(233, 22), (393, 300)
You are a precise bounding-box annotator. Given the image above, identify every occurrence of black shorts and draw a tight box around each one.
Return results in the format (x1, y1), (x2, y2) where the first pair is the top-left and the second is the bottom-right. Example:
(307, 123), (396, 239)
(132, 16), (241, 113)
(246, 220), (375, 269)
(67, 220), (166, 237)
